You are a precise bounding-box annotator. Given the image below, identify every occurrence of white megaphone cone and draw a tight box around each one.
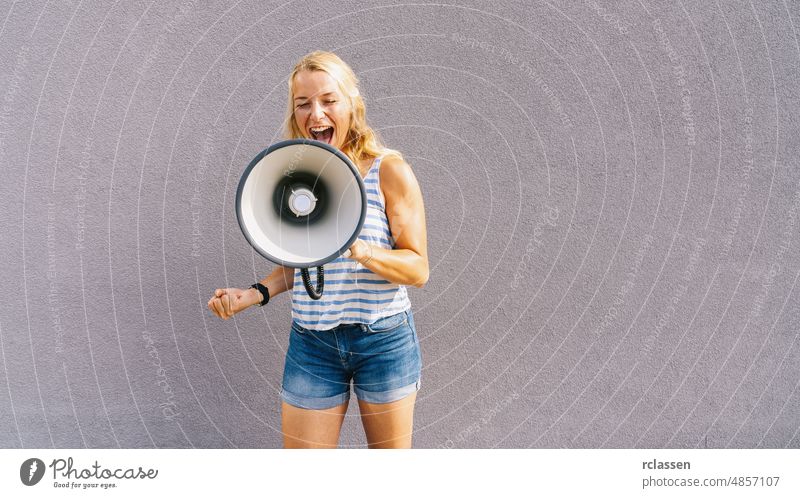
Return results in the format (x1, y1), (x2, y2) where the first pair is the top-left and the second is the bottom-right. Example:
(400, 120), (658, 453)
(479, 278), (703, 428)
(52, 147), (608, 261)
(236, 139), (367, 299)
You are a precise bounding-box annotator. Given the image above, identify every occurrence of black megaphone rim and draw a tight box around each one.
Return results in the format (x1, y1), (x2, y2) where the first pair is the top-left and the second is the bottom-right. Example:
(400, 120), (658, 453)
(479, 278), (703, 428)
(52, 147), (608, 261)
(235, 138), (367, 269)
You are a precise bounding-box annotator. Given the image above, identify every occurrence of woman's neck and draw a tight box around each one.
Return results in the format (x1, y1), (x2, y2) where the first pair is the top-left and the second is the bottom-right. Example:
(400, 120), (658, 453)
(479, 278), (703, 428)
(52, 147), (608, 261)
(354, 154), (377, 177)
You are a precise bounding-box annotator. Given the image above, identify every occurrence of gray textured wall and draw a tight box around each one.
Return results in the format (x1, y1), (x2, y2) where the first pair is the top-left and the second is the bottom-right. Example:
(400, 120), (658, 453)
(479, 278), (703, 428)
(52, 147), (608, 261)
(1, 0), (798, 449)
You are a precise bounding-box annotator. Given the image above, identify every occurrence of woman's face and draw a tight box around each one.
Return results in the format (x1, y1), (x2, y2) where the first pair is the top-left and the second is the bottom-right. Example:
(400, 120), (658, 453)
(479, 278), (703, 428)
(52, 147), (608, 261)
(292, 70), (350, 150)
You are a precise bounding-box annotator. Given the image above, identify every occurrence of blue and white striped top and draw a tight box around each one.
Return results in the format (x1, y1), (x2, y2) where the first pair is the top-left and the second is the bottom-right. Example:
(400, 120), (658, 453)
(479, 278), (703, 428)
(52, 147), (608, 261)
(290, 155), (412, 330)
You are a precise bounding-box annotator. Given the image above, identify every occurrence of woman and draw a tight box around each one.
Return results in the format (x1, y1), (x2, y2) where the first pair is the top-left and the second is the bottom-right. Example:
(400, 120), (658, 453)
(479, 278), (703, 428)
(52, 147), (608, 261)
(207, 51), (429, 448)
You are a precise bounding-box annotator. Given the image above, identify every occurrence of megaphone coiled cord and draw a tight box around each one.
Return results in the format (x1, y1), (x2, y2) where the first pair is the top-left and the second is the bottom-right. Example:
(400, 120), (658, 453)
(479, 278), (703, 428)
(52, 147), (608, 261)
(300, 266), (324, 300)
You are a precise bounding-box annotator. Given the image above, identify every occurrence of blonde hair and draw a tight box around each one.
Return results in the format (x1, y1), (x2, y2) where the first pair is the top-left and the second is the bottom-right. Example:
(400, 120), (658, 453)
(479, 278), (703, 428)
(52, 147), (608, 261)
(285, 51), (402, 165)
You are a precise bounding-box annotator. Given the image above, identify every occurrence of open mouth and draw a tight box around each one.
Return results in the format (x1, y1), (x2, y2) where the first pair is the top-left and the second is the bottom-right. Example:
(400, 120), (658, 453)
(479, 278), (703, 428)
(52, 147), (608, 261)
(309, 126), (334, 145)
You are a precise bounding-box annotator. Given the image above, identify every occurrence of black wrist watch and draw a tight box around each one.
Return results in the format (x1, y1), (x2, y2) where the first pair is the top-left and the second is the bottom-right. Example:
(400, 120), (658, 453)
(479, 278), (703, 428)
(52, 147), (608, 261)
(251, 283), (270, 306)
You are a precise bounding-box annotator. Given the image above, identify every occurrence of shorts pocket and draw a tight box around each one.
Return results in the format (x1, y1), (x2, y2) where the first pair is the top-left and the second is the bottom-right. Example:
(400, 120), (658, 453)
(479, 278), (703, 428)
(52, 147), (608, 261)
(366, 311), (408, 333)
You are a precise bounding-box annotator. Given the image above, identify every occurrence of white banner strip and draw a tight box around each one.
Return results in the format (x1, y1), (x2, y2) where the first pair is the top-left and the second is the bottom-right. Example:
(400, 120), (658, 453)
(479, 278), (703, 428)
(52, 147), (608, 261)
(1, 449), (798, 497)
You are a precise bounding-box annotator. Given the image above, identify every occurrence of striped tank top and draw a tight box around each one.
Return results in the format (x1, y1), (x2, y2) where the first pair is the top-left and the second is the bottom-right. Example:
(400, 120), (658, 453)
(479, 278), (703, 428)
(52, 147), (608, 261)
(290, 155), (412, 330)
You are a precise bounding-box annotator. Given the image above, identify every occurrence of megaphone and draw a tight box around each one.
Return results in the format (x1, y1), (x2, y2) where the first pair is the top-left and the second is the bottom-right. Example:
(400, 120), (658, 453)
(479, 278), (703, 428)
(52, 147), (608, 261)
(236, 139), (367, 300)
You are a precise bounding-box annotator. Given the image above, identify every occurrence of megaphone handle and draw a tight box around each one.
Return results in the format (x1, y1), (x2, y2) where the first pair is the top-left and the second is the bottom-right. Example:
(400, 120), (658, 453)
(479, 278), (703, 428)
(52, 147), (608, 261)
(301, 266), (324, 300)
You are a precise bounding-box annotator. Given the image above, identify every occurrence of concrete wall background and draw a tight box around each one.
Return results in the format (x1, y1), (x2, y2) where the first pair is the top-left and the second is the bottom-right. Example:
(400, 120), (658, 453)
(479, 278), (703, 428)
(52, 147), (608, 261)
(1, 0), (799, 448)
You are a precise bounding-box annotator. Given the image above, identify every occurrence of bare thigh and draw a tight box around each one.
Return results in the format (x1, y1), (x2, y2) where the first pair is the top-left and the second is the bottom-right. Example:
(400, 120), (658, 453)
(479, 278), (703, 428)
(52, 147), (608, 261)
(281, 400), (349, 449)
(358, 392), (417, 449)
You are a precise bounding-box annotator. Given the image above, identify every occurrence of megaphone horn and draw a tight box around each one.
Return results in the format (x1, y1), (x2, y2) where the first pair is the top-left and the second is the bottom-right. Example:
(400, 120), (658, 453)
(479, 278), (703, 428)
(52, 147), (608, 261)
(236, 139), (367, 300)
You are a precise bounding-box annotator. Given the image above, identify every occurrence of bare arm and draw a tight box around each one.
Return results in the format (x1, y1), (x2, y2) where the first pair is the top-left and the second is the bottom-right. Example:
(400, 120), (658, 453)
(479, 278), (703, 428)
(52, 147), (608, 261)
(208, 265), (294, 319)
(256, 265), (295, 300)
(347, 155), (429, 287)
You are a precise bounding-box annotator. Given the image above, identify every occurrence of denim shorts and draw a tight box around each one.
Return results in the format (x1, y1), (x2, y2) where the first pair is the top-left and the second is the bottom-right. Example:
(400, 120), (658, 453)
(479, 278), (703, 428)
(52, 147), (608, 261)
(280, 309), (422, 410)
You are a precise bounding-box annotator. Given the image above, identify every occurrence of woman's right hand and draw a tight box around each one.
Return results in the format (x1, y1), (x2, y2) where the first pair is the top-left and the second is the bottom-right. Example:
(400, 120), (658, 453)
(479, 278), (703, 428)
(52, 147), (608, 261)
(207, 287), (260, 320)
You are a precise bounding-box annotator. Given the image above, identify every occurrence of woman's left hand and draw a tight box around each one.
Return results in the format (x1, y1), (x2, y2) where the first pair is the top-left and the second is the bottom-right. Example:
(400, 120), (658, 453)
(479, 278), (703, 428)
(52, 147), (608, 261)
(344, 239), (371, 264)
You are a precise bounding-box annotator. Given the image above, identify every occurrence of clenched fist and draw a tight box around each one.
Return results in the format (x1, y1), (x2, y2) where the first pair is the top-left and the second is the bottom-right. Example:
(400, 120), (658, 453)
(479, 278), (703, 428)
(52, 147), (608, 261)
(207, 287), (261, 320)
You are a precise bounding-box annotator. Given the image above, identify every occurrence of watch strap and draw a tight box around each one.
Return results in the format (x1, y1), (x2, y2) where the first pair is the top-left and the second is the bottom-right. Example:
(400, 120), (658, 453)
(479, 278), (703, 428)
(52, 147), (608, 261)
(251, 283), (270, 306)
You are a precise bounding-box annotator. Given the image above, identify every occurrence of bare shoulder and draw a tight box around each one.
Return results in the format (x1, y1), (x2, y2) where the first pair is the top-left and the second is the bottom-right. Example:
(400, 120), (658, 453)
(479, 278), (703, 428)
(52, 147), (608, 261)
(379, 154), (421, 199)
